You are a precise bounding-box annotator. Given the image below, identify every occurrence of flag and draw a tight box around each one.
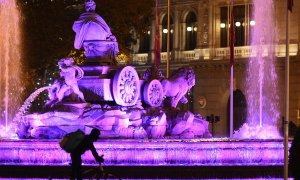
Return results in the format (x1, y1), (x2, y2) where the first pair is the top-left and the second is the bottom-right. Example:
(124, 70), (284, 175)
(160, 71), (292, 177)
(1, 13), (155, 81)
(288, 0), (293, 12)
(154, 0), (161, 67)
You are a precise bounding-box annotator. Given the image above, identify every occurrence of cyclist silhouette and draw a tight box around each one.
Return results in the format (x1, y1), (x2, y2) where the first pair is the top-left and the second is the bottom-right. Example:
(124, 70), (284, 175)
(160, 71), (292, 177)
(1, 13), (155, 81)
(70, 128), (104, 180)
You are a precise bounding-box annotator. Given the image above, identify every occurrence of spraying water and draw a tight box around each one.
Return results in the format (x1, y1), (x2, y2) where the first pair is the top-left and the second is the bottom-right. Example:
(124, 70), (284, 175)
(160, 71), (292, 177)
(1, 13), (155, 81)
(0, 0), (22, 138)
(13, 86), (50, 123)
(234, 0), (281, 139)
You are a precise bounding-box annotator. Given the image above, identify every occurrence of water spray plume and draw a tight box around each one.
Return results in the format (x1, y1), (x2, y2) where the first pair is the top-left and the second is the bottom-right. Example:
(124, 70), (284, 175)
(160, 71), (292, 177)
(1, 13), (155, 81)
(0, 0), (22, 138)
(234, 0), (281, 139)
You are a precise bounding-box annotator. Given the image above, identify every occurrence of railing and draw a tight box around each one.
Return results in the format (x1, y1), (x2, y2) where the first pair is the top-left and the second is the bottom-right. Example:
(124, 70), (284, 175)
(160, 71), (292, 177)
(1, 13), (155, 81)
(132, 53), (148, 65)
(160, 52), (167, 63)
(131, 44), (298, 65)
(182, 50), (196, 61)
(214, 46), (256, 59)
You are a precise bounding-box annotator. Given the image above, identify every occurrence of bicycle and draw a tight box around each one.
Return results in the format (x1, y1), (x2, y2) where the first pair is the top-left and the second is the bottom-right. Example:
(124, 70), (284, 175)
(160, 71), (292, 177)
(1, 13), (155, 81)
(82, 163), (121, 180)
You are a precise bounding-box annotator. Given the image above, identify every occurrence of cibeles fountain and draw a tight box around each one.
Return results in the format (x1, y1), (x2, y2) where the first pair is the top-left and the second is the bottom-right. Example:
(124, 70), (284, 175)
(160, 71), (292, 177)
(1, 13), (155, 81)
(14, 0), (210, 140)
(0, 0), (285, 170)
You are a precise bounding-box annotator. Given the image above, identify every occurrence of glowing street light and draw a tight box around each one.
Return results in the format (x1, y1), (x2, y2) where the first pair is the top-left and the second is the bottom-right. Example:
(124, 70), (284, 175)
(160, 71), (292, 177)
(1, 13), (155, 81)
(235, 21), (241, 27)
(220, 23), (226, 28)
(187, 26), (192, 31)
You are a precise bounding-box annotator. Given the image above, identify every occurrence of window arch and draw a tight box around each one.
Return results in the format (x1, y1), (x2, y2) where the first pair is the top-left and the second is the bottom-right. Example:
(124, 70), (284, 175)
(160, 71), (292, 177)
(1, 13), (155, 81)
(185, 12), (197, 50)
(161, 15), (173, 52)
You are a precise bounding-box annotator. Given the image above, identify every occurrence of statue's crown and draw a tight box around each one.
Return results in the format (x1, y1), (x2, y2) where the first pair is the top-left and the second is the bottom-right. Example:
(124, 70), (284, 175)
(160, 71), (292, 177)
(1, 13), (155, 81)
(85, 0), (96, 12)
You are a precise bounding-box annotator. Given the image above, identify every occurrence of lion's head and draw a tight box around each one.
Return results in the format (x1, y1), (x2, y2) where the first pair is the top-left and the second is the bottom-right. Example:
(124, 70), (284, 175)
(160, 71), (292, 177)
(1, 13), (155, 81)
(171, 67), (195, 89)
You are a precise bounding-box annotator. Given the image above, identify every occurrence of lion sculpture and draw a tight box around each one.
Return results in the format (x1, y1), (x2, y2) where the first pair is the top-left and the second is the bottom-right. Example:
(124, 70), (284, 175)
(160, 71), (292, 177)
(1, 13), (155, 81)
(161, 67), (195, 108)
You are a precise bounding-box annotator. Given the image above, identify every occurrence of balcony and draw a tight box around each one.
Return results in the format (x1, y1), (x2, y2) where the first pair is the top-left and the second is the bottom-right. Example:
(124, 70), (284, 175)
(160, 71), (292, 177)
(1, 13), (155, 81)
(131, 44), (298, 65)
(132, 53), (148, 65)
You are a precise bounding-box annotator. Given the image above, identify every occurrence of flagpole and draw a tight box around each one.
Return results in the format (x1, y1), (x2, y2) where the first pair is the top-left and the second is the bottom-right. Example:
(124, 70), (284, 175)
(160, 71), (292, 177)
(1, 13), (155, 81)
(154, 0), (161, 67)
(284, 0), (290, 178)
(229, 0), (234, 138)
(166, 0), (170, 78)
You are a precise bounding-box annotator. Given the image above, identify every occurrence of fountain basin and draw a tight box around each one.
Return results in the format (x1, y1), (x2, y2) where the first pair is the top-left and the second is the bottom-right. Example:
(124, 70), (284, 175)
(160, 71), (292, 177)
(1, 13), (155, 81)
(0, 138), (286, 166)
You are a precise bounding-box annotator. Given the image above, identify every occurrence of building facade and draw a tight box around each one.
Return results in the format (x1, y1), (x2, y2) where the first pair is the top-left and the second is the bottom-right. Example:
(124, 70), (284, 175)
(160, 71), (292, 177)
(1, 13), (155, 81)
(129, 0), (300, 137)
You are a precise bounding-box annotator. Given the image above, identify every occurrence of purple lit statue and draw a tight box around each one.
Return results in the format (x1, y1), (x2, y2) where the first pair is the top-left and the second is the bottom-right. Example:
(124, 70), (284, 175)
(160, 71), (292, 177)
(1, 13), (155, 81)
(57, 58), (85, 102)
(46, 57), (85, 106)
(14, 0), (210, 140)
(73, 0), (119, 59)
(161, 67), (195, 108)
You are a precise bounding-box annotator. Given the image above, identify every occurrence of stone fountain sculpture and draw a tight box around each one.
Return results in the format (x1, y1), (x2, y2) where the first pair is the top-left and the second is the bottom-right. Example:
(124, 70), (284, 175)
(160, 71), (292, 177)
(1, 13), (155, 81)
(45, 57), (85, 108)
(161, 67), (195, 108)
(15, 0), (211, 139)
(73, 0), (118, 64)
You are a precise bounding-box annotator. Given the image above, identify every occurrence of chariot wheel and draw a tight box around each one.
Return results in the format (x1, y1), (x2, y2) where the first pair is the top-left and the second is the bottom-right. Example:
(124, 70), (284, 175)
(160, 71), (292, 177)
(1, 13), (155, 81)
(112, 66), (140, 106)
(143, 79), (163, 107)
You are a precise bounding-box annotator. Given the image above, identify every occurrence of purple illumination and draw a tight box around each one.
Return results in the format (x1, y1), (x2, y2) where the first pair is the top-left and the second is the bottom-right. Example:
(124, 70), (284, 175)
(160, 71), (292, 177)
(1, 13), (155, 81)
(0, 139), (285, 166)
(235, 0), (281, 139)
(6, 0), (204, 140)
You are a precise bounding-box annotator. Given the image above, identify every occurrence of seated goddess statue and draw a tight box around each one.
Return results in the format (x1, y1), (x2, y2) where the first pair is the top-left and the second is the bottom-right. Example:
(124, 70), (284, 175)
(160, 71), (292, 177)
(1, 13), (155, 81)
(72, 0), (119, 59)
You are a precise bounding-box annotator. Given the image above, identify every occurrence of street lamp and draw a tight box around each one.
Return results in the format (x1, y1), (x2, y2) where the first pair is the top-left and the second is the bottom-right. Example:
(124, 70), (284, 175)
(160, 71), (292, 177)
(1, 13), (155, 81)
(220, 23), (226, 28)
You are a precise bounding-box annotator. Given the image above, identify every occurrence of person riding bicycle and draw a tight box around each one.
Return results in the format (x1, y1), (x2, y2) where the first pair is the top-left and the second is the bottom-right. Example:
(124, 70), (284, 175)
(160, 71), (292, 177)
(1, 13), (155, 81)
(70, 128), (104, 180)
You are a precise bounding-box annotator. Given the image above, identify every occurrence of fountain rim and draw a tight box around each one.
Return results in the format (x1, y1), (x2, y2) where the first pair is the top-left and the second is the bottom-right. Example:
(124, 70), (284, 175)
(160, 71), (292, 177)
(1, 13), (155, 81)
(0, 137), (289, 143)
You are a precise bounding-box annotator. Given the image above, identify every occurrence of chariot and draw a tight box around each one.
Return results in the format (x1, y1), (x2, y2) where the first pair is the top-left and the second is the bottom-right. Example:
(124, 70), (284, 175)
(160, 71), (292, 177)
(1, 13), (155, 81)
(78, 65), (164, 107)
